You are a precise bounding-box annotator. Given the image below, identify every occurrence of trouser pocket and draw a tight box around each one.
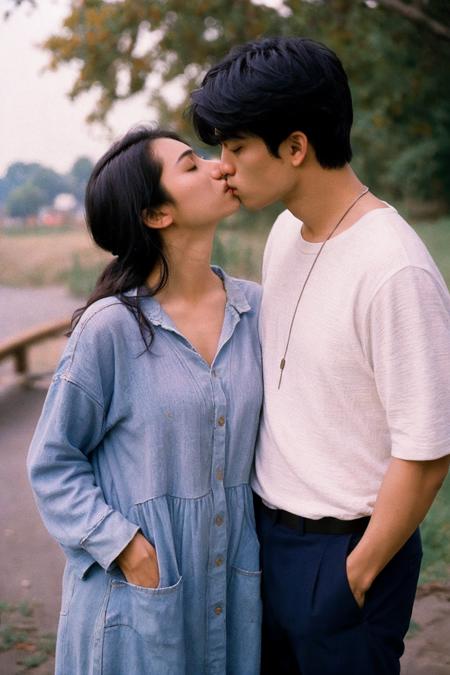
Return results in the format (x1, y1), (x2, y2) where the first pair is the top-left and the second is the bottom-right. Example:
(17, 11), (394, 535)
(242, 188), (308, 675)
(311, 534), (363, 631)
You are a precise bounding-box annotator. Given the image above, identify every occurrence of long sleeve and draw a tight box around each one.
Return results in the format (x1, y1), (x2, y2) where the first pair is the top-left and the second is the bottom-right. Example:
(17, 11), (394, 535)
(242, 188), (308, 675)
(27, 303), (140, 579)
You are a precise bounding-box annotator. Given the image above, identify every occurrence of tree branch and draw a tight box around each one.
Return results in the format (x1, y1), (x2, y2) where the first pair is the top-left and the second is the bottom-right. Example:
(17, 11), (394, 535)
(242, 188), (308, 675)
(376, 0), (450, 42)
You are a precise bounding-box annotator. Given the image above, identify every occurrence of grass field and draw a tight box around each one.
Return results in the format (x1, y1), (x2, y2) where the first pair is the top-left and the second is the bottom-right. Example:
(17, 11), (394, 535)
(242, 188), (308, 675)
(0, 227), (110, 291)
(419, 475), (450, 584)
(414, 217), (450, 289)
(1, 214), (449, 291)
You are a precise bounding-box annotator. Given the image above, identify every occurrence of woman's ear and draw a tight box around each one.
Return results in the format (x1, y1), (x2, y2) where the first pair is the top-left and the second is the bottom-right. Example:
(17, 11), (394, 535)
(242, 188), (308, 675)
(281, 131), (308, 167)
(142, 208), (174, 230)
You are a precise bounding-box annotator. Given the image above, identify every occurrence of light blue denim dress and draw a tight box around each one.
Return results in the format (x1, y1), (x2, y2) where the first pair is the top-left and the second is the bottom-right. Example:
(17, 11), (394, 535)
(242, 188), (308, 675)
(27, 269), (263, 675)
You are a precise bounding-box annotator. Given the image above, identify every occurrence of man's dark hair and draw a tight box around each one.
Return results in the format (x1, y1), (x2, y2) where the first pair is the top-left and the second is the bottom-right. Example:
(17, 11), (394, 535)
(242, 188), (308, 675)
(190, 37), (353, 168)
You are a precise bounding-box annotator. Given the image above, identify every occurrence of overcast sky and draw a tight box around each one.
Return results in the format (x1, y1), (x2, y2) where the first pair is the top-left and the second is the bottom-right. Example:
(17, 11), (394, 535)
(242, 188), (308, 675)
(0, 0), (285, 179)
(0, 0), (157, 177)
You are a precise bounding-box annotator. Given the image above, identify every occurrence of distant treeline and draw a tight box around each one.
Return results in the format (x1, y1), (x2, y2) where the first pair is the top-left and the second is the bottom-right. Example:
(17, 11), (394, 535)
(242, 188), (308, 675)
(0, 158), (94, 218)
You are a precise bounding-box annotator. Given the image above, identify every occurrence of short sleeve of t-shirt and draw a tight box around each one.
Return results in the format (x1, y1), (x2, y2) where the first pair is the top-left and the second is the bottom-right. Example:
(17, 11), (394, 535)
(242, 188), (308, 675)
(367, 265), (450, 460)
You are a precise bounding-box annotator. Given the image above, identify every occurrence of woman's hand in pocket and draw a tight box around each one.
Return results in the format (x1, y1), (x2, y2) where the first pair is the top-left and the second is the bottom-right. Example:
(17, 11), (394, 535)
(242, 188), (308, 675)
(116, 532), (160, 588)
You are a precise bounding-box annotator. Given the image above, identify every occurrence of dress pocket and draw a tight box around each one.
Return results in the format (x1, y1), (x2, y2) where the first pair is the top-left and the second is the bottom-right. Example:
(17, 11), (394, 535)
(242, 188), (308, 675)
(101, 576), (185, 675)
(226, 567), (262, 675)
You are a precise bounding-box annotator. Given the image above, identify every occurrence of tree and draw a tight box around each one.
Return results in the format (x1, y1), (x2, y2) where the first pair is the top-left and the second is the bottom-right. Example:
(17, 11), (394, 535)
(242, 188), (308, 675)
(376, 0), (450, 41)
(31, 166), (70, 202)
(0, 162), (41, 205)
(284, 0), (450, 203)
(6, 183), (46, 217)
(0, 159), (91, 209)
(7, 0), (450, 206)
(41, 0), (285, 126)
(68, 156), (94, 201)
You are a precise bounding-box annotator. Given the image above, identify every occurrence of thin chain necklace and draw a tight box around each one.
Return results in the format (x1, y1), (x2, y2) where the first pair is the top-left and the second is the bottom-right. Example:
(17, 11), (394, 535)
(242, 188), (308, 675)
(277, 185), (370, 390)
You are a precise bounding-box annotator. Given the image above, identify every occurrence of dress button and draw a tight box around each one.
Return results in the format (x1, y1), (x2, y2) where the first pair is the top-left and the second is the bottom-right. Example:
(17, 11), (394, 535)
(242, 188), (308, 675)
(215, 556), (224, 567)
(217, 416), (225, 427)
(211, 369), (217, 377)
(215, 514), (224, 526)
(214, 605), (223, 616)
(215, 468), (224, 481)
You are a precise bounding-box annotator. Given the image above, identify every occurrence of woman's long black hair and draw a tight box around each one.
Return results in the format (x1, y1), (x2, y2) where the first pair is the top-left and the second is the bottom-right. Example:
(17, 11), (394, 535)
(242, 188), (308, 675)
(70, 125), (185, 346)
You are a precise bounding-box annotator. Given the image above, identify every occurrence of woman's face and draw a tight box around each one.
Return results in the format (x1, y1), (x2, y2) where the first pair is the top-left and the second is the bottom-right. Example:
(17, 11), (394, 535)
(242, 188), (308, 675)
(152, 137), (240, 229)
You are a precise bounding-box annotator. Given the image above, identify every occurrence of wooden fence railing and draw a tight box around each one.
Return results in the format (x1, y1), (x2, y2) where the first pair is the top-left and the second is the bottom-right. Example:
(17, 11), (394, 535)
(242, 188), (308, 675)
(0, 318), (70, 380)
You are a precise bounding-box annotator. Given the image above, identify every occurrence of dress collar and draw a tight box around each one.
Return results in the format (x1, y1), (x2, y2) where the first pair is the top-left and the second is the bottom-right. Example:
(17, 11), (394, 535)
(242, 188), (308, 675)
(129, 266), (251, 328)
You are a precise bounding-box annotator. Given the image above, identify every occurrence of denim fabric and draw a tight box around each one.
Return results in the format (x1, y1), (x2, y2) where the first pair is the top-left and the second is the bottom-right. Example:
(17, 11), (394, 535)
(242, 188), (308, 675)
(27, 268), (263, 675)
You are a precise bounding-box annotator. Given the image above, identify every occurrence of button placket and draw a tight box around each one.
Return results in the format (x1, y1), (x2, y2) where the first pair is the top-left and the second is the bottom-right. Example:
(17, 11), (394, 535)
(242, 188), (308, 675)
(207, 359), (228, 664)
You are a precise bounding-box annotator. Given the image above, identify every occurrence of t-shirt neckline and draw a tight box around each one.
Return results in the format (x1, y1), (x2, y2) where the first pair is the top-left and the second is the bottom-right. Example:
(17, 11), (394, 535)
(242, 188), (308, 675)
(297, 205), (396, 254)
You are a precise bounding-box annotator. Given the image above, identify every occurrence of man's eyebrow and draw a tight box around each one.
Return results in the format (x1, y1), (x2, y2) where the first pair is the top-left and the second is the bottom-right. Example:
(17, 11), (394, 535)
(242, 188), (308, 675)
(222, 136), (245, 146)
(176, 148), (194, 164)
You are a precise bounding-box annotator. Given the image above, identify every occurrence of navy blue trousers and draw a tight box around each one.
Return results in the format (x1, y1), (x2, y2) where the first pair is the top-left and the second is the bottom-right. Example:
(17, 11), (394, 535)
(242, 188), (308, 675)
(255, 497), (422, 675)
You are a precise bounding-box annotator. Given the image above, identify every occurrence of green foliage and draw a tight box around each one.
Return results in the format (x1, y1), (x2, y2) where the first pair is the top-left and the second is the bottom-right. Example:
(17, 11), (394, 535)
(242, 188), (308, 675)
(419, 474), (450, 584)
(35, 0), (450, 208)
(0, 162), (40, 203)
(0, 624), (29, 651)
(2, 162), (68, 216)
(17, 601), (33, 618)
(69, 156), (94, 201)
(42, 0), (284, 125)
(37, 633), (57, 656)
(19, 651), (48, 668)
(282, 0), (450, 205)
(0, 601), (56, 670)
(406, 619), (422, 639)
(66, 252), (104, 297)
(6, 183), (47, 217)
(0, 157), (94, 214)
(413, 217), (450, 288)
(31, 165), (69, 202)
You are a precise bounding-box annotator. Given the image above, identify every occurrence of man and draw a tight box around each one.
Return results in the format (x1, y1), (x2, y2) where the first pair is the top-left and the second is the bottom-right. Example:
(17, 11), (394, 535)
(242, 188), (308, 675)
(190, 37), (450, 674)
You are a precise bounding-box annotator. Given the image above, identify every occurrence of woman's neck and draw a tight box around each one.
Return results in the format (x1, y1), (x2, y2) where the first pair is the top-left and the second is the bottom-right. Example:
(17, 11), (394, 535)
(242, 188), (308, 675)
(146, 229), (222, 303)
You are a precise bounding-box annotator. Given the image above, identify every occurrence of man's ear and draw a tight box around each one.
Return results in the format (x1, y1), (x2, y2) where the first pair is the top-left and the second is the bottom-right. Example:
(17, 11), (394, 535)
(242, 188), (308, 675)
(282, 131), (308, 167)
(142, 207), (173, 230)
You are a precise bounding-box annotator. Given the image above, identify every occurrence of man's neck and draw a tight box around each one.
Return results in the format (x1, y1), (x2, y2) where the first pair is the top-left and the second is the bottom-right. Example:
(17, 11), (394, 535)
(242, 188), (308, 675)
(284, 165), (382, 243)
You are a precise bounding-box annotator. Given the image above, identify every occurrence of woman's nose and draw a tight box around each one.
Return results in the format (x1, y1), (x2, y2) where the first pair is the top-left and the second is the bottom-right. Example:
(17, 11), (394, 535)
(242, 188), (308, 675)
(210, 159), (235, 180)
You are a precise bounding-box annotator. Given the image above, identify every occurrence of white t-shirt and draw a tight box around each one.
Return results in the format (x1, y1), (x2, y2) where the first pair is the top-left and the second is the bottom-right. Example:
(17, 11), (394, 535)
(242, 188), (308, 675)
(252, 206), (450, 519)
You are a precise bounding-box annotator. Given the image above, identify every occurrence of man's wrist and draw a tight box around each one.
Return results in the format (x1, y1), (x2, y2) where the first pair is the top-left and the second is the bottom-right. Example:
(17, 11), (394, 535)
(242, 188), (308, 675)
(346, 546), (379, 593)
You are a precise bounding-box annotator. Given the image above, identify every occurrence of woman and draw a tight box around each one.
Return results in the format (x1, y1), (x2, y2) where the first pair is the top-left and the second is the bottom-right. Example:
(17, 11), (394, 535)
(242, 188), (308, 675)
(27, 126), (263, 674)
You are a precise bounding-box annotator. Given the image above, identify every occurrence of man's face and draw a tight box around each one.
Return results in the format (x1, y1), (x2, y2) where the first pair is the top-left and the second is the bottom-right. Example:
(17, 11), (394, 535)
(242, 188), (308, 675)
(218, 135), (296, 211)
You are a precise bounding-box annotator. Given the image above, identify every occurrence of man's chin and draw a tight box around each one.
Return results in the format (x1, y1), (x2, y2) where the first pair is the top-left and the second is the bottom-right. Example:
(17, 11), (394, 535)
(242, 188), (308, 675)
(236, 192), (277, 211)
(242, 199), (268, 212)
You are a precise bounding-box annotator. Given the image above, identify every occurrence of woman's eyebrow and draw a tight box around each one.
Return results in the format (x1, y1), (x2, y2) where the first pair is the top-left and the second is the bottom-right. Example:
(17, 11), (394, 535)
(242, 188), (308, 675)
(176, 148), (194, 164)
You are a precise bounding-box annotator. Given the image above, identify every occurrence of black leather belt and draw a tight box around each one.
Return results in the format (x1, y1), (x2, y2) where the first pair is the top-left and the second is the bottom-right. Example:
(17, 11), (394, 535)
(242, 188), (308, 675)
(266, 503), (370, 535)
